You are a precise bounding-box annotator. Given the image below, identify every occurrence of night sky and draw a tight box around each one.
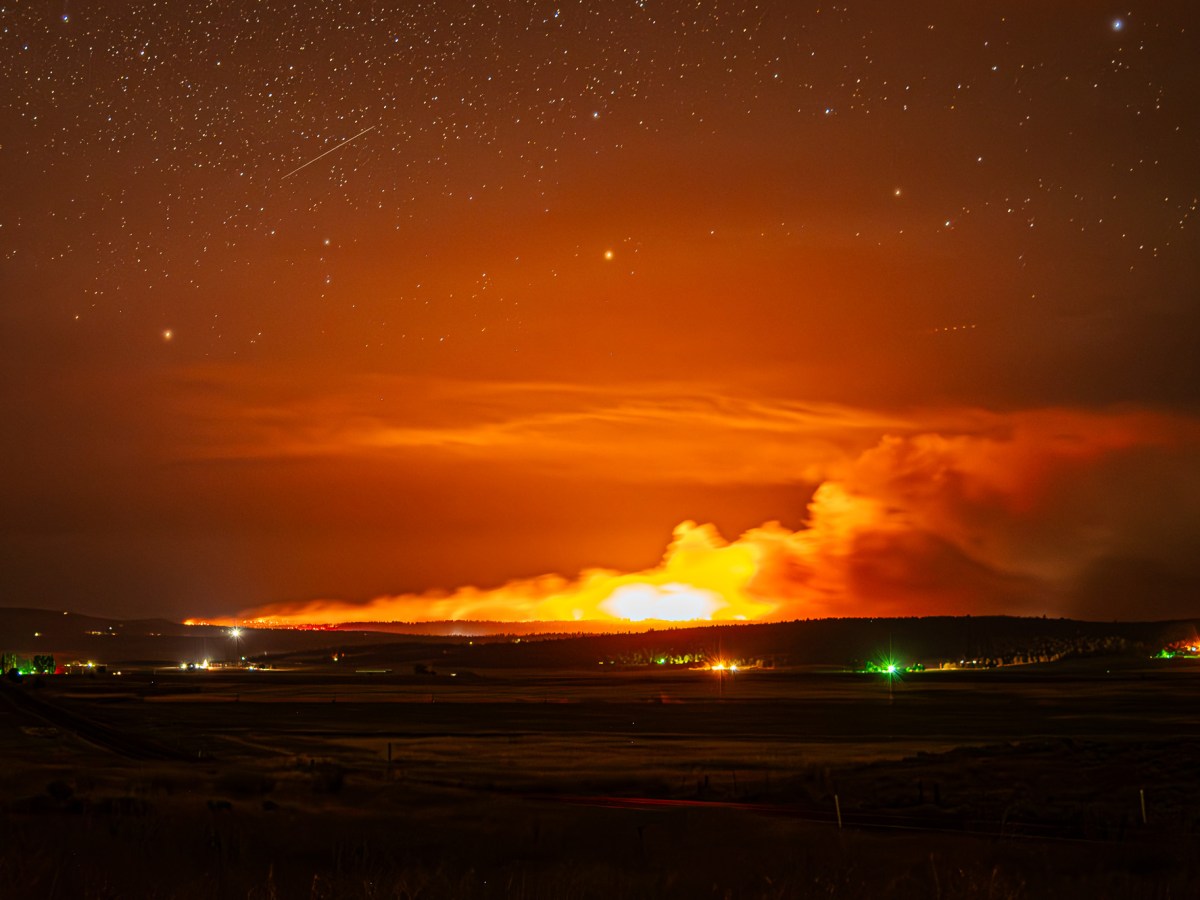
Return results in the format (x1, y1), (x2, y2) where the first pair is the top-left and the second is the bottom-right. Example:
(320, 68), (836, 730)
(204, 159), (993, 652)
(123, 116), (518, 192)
(3, 2), (1199, 624)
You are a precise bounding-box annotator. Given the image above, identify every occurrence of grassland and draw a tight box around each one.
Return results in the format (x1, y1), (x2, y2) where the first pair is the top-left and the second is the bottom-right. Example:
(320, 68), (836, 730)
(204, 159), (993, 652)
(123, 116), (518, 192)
(2, 656), (1199, 898)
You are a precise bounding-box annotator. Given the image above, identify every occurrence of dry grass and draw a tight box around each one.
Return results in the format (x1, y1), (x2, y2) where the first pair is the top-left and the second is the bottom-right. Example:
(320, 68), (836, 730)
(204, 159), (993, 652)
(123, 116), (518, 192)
(2, 663), (1199, 898)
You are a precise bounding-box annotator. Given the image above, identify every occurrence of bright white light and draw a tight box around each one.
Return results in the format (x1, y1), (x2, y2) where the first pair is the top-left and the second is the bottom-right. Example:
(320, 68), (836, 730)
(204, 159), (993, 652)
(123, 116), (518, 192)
(601, 582), (722, 622)
(1112, 18), (1123, 31)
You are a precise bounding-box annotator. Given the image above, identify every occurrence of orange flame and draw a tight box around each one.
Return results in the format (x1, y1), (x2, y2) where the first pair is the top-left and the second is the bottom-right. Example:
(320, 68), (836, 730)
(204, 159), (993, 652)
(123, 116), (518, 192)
(202, 479), (949, 628)
(194, 407), (1200, 629)
(212, 521), (780, 628)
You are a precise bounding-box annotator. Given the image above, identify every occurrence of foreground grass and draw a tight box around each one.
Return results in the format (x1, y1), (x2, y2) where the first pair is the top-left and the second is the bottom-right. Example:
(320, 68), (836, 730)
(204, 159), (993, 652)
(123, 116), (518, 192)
(4, 664), (1200, 898)
(2, 772), (1197, 900)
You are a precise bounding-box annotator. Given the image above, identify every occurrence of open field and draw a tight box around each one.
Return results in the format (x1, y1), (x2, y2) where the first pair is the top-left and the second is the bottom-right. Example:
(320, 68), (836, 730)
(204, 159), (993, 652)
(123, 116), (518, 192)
(2, 656), (1200, 898)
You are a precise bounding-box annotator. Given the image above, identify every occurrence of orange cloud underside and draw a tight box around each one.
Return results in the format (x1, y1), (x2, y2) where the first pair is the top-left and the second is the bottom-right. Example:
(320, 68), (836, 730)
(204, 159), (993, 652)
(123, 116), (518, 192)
(194, 403), (1200, 629)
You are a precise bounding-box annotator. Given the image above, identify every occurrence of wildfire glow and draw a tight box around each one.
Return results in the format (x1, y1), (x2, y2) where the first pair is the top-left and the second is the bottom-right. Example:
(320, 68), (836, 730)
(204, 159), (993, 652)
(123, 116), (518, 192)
(202, 520), (780, 628)
(600, 583), (724, 622)
(186, 407), (1200, 631)
(200, 480), (943, 629)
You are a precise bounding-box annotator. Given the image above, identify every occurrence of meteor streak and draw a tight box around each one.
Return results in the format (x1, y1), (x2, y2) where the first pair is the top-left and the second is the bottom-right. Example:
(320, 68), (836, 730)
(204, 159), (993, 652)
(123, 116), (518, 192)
(282, 125), (376, 180)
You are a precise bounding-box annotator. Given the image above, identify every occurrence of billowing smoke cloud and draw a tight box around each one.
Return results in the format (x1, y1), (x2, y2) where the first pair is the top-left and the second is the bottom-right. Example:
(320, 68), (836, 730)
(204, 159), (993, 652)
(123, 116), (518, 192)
(226, 407), (1200, 626)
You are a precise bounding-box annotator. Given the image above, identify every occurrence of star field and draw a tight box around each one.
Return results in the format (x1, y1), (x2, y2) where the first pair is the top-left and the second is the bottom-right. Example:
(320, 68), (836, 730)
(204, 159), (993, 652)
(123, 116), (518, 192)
(2, 2), (1199, 619)
(4, 3), (1194, 359)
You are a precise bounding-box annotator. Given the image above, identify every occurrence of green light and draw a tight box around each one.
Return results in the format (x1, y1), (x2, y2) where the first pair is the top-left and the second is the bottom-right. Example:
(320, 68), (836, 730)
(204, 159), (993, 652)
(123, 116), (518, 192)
(856, 654), (923, 676)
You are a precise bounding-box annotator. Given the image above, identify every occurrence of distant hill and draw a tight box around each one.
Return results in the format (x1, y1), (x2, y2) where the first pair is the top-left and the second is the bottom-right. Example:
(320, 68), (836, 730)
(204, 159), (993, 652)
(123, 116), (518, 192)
(0, 607), (464, 668)
(319, 619), (685, 637)
(422, 615), (1200, 670)
(2, 607), (1196, 672)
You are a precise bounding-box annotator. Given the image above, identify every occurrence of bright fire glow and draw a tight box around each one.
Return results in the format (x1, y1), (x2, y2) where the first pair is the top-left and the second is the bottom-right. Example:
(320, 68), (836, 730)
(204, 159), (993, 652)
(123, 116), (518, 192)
(202, 519), (784, 628)
(183, 407), (1200, 631)
(600, 583), (723, 621)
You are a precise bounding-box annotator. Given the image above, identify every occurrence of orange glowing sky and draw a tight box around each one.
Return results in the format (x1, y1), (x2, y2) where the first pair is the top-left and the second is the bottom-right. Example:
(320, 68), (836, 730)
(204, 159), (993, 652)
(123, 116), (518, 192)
(3, 4), (1200, 624)
(185, 402), (1199, 627)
